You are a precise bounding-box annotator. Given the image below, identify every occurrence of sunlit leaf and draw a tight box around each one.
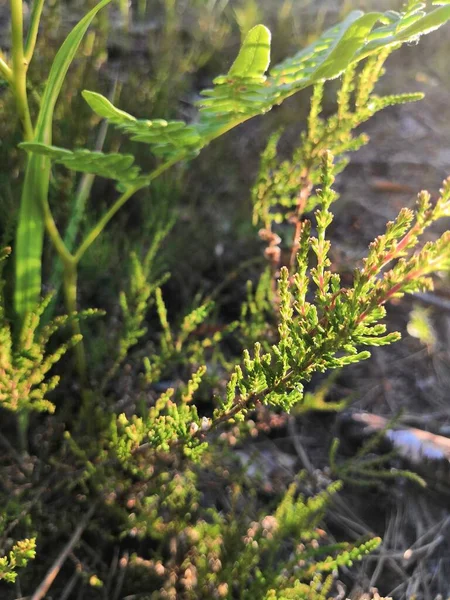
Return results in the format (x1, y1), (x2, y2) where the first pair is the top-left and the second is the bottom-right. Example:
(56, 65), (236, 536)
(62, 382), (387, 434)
(228, 24), (271, 79)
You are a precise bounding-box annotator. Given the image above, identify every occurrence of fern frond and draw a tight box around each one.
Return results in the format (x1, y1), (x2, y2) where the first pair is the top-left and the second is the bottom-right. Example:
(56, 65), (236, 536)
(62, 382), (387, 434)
(19, 143), (143, 189)
(82, 91), (202, 159)
(23, 6), (450, 186)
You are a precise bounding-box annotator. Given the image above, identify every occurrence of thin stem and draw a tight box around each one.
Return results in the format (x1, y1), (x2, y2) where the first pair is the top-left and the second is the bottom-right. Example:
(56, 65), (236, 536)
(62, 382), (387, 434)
(289, 175), (312, 270)
(30, 503), (96, 600)
(63, 261), (86, 382)
(74, 185), (138, 263)
(41, 194), (74, 266)
(45, 90), (113, 322)
(74, 157), (179, 263)
(24, 0), (46, 63)
(38, 179), (88, 379)
(10, 0), (33, 139)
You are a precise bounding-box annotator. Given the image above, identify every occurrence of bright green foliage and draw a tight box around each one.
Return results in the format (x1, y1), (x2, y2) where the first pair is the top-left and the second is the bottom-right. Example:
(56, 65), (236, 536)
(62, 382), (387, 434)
(264, 575), (335, 600)
(24, 5), (450, 182)
(197, 5), (450, 139)
(3, 2), (450, 597)
(14, 1), (450, 366)
(81, 91), (203, 160)
(109, 368), (209, 465)
(0, 538), (36, 583)
(215, 157), (450, 422)
(228, 24), (271, 78)
(0, 294), (89, 414)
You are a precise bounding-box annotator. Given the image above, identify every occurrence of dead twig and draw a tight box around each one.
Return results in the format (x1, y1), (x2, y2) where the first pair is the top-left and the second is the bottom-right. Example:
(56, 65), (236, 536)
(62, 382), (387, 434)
(59, 571), (80, 600)
(30, 503), (97, 600)
(287, 416), (314, 475)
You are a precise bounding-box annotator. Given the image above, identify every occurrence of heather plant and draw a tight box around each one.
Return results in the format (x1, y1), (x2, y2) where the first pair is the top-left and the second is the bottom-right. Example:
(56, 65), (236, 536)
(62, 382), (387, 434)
(1, 0), (450, 598)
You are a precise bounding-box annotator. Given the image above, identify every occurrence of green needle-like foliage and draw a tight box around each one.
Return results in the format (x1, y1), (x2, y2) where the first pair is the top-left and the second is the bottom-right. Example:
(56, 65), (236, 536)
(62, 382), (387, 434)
(103, 155), (450, 466)
(0, 249), (99, 413)
(0, 538), (36, 583)
(110, 367), (209, 466)
(215, 155), (450, 422)
(0, 296), (85, 414)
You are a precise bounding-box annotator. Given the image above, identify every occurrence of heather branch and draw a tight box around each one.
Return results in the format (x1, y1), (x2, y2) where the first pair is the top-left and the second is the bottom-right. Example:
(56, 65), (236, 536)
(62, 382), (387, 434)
(136, 174), (450, 457)
(208, 173), (450, 437)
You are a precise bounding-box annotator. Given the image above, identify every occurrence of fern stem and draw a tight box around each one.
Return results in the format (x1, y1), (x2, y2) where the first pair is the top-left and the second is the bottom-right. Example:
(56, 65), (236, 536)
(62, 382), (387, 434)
(10, 0), (33, 140)
(45, 93), (113, 323)
(24, 0), (45, 64)
(74, 156), (180, 263)
(73, 185), (138, 263)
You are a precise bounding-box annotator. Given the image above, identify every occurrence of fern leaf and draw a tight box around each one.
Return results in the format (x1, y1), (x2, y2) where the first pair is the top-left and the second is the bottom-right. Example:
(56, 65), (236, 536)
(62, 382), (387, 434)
(270, 12), (379, 87)
(357, 5), (450, 58)
(24, 6), (450, 182)
(20, 143), (142, 188)
(228, 24), (271, 79)
(82, 91), (202, 159)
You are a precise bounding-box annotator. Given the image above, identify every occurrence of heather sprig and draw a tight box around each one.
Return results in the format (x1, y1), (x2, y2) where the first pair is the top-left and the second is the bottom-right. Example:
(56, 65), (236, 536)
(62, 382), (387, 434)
(110, 366), (210, 469)
(252, 48), (423, 271)
(214, 158), (450, 425)
(329, 435), (426, 489)
(0, 538), (36, 583)
(0, 292), (98, 414)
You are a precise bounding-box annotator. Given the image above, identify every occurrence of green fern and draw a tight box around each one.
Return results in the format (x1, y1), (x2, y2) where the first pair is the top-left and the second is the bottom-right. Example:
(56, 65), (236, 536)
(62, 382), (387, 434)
(20, 5), (450, 184)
